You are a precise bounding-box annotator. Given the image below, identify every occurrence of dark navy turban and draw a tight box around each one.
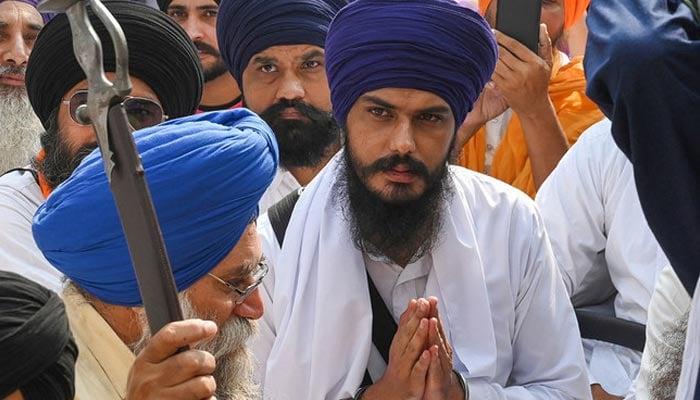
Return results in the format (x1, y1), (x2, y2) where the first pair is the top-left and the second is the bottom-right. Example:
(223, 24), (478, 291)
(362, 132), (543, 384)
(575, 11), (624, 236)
(325, 0), (497, 127)
(32, 109), (279, 306)
(0, 272), (77, 400)
(217, 0), (343, 85)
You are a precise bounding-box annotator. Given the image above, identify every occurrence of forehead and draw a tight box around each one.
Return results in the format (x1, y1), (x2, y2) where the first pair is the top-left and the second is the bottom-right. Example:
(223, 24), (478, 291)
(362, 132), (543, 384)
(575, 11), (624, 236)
(251, 44), (324, 63)
(64, 74), (160, 102)
(355, 87), (451, 112)
(167, 0), (218, 9)
(0, 1), (43, 28)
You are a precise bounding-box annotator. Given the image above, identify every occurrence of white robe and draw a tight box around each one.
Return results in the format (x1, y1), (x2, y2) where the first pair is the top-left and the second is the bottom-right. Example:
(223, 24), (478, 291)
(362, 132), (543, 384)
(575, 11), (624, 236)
(0, 169), (63, 293)
(258, 169), (300, 213)
(255, 153), (590, 400)
(536, 119), (669, 396)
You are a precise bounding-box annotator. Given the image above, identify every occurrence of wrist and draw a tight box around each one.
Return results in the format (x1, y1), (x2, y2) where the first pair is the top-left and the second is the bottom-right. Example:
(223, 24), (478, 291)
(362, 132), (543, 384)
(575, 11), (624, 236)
(354, 385), (369, 400)
(452, 370), (469, 400)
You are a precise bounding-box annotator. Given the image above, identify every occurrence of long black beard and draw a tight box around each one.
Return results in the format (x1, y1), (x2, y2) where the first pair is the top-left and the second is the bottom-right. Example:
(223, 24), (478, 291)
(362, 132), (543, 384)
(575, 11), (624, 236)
(258, 99), (341, 169)
(32, 110), (98, 190)
(334, 148), (452, 266)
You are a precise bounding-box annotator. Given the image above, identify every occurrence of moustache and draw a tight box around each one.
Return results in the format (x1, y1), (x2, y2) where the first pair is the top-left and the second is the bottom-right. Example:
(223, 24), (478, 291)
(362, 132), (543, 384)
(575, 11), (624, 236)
(259, 99), (330, 123)
(360, 154), (430, 181)
(193, 41), (221, 58)
(0, 65), (26, 76)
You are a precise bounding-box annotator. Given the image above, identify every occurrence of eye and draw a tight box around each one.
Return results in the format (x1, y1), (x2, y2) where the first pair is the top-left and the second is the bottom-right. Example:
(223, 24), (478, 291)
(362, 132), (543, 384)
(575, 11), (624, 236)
(418, 113), (444, 123)
(168, 10), (186, 19)
(368, 107), (390, 118)
(260, 64), (277, 73)
(203, 9), (217, 18)
(302, 60), (321, 69)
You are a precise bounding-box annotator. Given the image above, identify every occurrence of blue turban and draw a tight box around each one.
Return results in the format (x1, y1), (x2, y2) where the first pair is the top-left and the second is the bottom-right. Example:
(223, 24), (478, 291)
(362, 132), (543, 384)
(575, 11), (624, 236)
(217, 0), (343, 85)
(325, 0), (497, 127)
(32, 109), (279, 306)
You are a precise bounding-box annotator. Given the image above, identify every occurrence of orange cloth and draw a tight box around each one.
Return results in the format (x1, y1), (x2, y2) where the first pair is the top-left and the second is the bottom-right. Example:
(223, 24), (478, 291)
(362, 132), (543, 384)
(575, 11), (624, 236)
(478, 0), (589, 30)
(457, 55), (603, 197)
(35, 149), (53, 199)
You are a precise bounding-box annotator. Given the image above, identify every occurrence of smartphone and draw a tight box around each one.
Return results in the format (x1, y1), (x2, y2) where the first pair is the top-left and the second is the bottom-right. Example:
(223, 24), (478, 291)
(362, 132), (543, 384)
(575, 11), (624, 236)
(495, 0), (542, 54)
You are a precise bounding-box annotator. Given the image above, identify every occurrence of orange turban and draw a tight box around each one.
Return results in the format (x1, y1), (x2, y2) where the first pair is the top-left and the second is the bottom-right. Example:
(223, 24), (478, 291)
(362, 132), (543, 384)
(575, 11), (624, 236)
(478, 0), (589, 30)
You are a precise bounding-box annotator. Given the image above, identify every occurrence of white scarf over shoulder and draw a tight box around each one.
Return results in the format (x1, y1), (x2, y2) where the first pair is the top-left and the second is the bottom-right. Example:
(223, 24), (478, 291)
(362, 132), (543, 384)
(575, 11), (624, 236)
(263, 153), (589, 400)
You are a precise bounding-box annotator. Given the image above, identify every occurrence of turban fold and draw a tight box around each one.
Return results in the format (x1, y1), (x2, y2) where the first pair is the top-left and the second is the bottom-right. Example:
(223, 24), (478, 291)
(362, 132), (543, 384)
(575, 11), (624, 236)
(0, 271), (77, 400)
(217, 0), (343, 85)
(25, 0), (203, 129)
(325, 0), (497, 127)
(33, 109), (279, 306)
(478, 0), (589, 30)
(0, 0), (54, 23)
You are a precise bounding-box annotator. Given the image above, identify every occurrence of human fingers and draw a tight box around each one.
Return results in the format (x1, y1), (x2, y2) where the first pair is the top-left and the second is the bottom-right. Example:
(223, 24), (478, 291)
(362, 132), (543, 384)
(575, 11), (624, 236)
(154, 375), (217, 400)
(139, 319), (218, 364)
(494, 29), (537, 62)
(537, 23), (553, 68)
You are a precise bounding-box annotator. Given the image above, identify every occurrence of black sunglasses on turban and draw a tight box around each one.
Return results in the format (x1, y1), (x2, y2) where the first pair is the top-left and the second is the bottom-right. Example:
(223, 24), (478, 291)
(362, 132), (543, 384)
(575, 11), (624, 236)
(62, 89), (167, 131)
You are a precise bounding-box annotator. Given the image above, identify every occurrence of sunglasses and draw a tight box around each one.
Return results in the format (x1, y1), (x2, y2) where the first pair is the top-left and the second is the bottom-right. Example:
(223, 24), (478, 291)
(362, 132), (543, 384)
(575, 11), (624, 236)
(62, 89), (167, 130)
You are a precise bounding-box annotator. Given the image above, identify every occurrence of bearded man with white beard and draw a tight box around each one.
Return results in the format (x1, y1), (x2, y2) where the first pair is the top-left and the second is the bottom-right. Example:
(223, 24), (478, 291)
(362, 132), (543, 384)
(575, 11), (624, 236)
(0, 0), (50, 174)
(32, 107), (279, 399)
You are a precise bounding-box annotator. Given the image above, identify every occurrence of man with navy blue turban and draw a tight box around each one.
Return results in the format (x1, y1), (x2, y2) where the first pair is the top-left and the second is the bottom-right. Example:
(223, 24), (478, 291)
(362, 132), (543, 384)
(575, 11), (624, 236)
(252, 1), (590, 399)
(585, 0), (700, 398)
(32, 109), (279, 399)
(217, 0), (346, 211)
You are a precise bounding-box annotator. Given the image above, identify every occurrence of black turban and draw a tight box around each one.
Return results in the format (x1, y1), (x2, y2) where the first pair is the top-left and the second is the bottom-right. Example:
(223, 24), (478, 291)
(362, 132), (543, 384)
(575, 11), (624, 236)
(217, 0), (343, 85)
(157, 0), (219, 11)
(0, 271), (78, 400)
(26, 0), (203, 129)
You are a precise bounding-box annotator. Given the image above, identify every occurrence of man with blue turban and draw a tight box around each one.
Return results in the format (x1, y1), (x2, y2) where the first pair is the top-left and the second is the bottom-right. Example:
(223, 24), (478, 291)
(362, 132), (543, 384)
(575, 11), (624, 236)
(217, 0), (347, 211)
(0, 0), (202, 295)
(32, 109), (279, 399)
(254, 0), (590, 399)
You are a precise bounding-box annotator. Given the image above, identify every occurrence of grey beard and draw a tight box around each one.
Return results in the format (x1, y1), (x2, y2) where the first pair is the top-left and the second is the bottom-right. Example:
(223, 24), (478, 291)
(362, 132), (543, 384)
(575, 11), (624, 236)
(0, 85), (43, 174)
(130, 293), (261, 400)
(647, 310), (689, 400)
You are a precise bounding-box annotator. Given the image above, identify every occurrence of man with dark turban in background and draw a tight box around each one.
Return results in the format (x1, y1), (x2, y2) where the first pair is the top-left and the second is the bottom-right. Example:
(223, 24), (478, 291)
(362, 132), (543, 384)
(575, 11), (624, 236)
(158, 0), (242, 112)
(255, 1), (590, 398)
(33, 109), (279, 399)
(454, 0), (603, 197)
(0, 0), (52, 174)
(0, 0), (202, 294)
(0, 271), (78, 400)
(217, 0), (346, 211)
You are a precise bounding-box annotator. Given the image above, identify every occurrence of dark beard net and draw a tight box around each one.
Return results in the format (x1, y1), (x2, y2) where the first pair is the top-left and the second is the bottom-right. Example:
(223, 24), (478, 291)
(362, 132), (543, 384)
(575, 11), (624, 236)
(333, 146), (453, 265)
(259, 99), (341, 169)
(33, 111), (98, 190)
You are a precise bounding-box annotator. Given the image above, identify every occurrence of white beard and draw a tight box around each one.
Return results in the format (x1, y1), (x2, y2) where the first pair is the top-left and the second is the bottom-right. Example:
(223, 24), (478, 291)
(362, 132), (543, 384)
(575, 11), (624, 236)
(131, 293), (261, 400)
(0, 83), (43, 174)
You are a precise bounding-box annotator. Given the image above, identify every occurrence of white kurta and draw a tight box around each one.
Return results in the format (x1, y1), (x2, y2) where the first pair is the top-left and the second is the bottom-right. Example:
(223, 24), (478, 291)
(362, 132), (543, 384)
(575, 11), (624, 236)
(258, 169), (300, 213)
(0, 169), (63, 293)
(253, 152), (590, 400)
(536, 119), (670, 396)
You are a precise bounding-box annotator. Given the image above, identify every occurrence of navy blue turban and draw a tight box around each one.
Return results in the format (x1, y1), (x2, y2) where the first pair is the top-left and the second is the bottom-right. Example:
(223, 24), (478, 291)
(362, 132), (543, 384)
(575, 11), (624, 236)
(585, 0), (700, 295)
(217, 0), (343, 85)
(325, 0), (497, 127)
(32, 109), (279, 306)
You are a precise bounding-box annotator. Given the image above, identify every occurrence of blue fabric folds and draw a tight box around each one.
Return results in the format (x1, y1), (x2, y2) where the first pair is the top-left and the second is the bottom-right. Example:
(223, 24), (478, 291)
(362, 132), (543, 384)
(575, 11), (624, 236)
(217, 0), (344, 85)
(585, 0), (700, 295)
(325, 0), (497, 127)
(32, 109), (279, 306)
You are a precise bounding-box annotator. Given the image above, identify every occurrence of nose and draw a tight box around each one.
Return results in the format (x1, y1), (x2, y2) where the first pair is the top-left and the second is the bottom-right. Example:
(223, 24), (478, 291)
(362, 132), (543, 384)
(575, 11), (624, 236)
(2, 34), (31, 67)
(182, 18), (205, 42)
(275, 72), (305, 102)
(388, 118), (416, 155)
(233, 287), (264, 320)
